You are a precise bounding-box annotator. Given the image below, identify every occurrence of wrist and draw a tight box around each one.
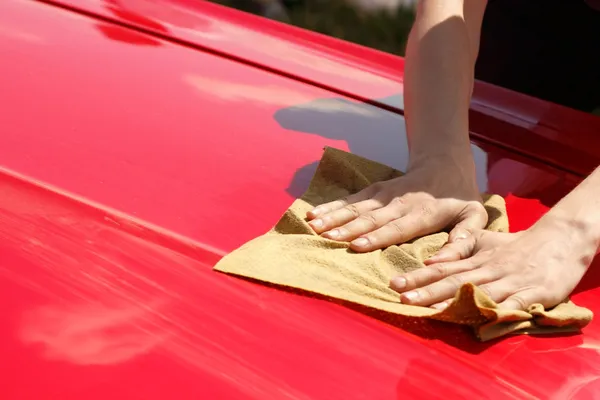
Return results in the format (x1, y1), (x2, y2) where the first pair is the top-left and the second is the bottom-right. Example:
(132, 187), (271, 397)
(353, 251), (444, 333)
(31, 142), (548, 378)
(532, 211), (600, 260)
(406, 149), (481, 202)
(409, 133), (472, 163)
(408, 144), (476, 177)
(540, 167), (600, 255)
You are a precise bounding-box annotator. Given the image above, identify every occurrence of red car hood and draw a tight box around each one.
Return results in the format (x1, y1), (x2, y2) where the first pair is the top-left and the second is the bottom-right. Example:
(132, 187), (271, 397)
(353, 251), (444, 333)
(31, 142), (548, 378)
(2, 0), (600, 399)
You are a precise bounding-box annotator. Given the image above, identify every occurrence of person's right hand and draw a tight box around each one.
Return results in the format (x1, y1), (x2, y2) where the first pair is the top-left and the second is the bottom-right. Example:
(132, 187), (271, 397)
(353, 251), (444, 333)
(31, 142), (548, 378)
(307, 157), (487, 252)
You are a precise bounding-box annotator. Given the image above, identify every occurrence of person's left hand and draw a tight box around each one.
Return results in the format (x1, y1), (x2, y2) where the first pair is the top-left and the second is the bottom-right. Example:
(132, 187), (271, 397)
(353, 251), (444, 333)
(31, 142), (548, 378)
(390, 217), (598, 311)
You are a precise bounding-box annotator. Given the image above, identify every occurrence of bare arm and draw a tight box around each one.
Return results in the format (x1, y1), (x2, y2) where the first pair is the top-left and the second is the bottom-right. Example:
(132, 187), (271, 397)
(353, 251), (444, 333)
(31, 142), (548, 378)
(387, 3), (600, 309)
(306, 0), (492, 252)
(541, 166), (600, 255)
(392, 166), (600, 311)
(405, 0), (487, 171)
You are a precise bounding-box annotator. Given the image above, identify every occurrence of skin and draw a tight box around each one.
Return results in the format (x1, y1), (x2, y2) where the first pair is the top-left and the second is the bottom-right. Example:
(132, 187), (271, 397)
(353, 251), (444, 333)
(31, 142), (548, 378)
(308, 0), (487, 251)
(306, 0), (600, 311)
(393, 169), (600, 310)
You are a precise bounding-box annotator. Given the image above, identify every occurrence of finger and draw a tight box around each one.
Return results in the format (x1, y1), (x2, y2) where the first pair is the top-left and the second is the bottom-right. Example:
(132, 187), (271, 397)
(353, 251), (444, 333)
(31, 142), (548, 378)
(424, 234), (476, 265)
(309, 199), (383, 234)
(431, 299), (453, 310)
(476, 280), (516, 304)
(390, 257), (480, 293)
(322, 203), (408, 241)
(350, 204), (441, 252)
(429, 279), (514, 310)
(399, 267), (502, 307)
(447, 202), (488, 243)
(497, 290), (541, 311)
(428, 280), (514, 309)
(307, 186), (376, 220)
(425, 209), (488, 265)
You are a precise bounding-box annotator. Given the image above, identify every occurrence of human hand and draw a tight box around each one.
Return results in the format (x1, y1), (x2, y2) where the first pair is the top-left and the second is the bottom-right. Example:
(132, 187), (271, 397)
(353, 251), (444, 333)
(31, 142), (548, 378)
(307, 158), (486, 252)
(390, 217), (598, 311)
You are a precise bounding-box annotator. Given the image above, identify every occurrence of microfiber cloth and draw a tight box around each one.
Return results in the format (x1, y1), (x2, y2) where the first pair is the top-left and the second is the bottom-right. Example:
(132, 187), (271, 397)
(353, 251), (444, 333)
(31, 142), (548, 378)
(214, 147), (593, 341)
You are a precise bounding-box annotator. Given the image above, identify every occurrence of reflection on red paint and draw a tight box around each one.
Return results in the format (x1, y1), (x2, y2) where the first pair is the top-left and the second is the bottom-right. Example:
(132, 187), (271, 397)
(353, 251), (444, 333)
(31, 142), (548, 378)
(21, 303), (166, 365)
(96, 22), (162, 45)
(105, 0), (169, 33)
(3, 0), (600, 399)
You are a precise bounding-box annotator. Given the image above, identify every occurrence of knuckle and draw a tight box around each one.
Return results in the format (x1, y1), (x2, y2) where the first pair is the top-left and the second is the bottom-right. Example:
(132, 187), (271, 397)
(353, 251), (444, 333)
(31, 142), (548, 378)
(486, 260), (507, 272)
(389, 220), (405, 236)
(446, 275), (464, 290)
(453, 227), (474, 239)
(357, 213), (378, 228)
(402, 275), (416, 289)
(466, 200), (485, 211)
(458, 246), (472, 259)
(452, 241), (472, 258)
(478, 284), (493, 298)
(466, 201), (488, 219)
(418, 203), (434, 218)
(422, 286), (437, 301)
(344, 204), (360, 218)
(338, 196), (351, 206)
(540, 293), (560, 308)
(432, 263), (448, 279)
(510, 295), (529, 311)
(390, 196), (407, 207)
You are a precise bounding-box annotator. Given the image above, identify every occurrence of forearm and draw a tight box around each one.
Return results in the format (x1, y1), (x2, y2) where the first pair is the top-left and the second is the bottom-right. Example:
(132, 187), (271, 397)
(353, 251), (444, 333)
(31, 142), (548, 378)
(539, 166), (600, 255)
(405, 0), (487, 169)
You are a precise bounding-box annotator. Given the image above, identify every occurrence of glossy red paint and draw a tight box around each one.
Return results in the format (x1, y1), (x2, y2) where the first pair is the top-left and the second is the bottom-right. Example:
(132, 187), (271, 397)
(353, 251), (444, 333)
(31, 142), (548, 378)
(2, 0), (600, 399)
(46, 0), (404, 104)
(43, 0), (600, 176)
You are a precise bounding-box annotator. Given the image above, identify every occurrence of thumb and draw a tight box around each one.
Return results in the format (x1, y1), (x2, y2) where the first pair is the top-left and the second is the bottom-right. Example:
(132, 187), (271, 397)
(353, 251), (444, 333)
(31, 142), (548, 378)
(424, 233), (476, 264)
(448, 202), (488, 243)
(424, 204), (487, 265)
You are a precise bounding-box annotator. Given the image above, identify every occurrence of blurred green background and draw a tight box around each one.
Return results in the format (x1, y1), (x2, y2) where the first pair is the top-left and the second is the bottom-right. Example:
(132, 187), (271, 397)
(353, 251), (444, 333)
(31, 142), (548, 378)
(210, 0), (416, 55)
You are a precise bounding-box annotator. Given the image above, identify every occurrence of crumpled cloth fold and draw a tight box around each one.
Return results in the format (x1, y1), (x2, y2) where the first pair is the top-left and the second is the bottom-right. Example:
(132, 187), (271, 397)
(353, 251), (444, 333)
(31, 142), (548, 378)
(214, 147), (592, 341)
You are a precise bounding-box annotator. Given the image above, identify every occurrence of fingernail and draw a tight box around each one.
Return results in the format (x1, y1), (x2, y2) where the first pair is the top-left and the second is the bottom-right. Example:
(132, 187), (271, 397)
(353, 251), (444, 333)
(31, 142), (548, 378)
(426, 255), (439, 263)
(432, 302), (449, 311)
(427, 251), (445, 261)
(352, 237), (370, 247)
(424, 255), (439, 265)
(402, 291), (419, 302)
(453, 230), (469, 241)
(310, 219), (323, 228)
(310, 207), (322, 216)
(391, 277), (406, 290)
(324, 229), (340, 239)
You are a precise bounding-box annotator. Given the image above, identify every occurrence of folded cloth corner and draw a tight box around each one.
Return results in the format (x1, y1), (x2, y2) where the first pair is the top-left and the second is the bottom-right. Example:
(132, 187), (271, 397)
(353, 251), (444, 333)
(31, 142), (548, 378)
(214, 147), (593, 341)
